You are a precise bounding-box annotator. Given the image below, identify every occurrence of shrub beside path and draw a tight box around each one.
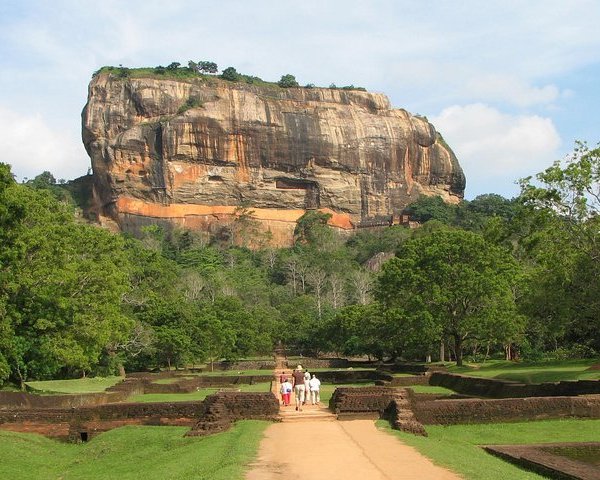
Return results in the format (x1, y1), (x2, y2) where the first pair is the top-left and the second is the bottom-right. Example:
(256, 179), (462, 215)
(247, 358), (460, 480)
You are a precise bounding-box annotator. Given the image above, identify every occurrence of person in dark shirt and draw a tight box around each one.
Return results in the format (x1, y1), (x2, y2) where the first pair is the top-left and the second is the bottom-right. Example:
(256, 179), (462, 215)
(292, 365), (306, 411)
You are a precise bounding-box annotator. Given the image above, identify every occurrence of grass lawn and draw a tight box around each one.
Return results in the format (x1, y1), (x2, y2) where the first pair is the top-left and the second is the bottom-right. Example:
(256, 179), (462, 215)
(129, 382), (271, 403)
(25, 376), (123, 394)
(447, 359), (600, 383)
(379, 418), (600, 480)
(0, 421), (269, 480)
(408, 385), (456, 395)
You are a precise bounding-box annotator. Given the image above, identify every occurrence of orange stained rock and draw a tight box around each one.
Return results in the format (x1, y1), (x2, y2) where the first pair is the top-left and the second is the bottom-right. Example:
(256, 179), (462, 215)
(116, 197), (354, 229)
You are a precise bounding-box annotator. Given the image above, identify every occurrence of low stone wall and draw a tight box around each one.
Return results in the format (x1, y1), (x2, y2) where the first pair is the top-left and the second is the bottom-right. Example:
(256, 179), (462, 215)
(314, 370), (385, 384)
(287, 358), (350, 369)
(186, 392), (279, 436)
(413, 395), (600, 425)
(0, 373), (273, 411)
(379, 363), (447, 375)
(204, 360), (275, 371)
(0, 391), (280, 441)
(0, 400), (206, 440)
(382, 392), (428, 436)
(143, 375), (272, 394)
(0, 391), (119, 410)
(382, 375), (429, 387)
(430, 372), (600, 398)
(329, 386), (399, 416)
(485, 443), (600, 480)
(0, 378), (145, 410)
(328, 386), (427, 435)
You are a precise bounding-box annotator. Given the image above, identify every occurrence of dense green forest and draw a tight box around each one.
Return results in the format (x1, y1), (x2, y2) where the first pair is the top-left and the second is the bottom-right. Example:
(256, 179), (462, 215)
(0, 142), (598, 385)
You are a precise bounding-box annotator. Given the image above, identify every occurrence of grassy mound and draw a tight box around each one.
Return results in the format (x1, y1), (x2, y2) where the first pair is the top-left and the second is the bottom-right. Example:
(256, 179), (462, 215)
(0, 421), (269, 479)
(447, 359), (600, 383)
(379, 418), (600, 480)
(25, 376), (123, 394)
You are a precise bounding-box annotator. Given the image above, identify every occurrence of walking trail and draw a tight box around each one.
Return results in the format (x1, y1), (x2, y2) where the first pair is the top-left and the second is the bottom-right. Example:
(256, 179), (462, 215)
(246, 357), (461, 480)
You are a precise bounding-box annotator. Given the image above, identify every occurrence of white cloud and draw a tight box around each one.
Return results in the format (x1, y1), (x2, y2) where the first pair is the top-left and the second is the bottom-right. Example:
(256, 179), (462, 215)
(431, 104), (561, 198)
(0, 106), (88, 181)
(466, 74), (561, 107)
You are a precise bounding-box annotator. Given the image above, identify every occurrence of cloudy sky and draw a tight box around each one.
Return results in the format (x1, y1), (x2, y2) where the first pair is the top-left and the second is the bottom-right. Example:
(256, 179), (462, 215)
(1, 1), (599, 198)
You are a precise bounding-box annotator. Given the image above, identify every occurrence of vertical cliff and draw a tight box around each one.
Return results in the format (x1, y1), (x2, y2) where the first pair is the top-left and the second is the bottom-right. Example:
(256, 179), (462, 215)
(82, 73), (465, 245)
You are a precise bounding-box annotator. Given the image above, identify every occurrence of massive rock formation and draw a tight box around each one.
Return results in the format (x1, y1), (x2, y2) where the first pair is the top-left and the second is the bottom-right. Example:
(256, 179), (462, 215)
(82, 73), (465, 245)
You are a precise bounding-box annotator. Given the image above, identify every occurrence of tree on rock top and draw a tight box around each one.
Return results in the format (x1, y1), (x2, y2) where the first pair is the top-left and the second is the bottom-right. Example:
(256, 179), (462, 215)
(278, 74), (299, 88)
(221, 67), (240, 81)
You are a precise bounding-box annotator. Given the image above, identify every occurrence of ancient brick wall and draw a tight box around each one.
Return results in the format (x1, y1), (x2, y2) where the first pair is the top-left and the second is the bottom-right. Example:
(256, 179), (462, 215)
(413, 395), (600, 425)
(380, 364), (447, 375)
(0, 378), (145, 410)
(186, 392), (279, 436)
(485, 443), (600, 480)
(143, 375), (273, 394)
(430, 372), (600, 398)
(0, 391), (280, 440)
(313, 370), (386, 384)
(286, 358), (350, 369)
(329, 386), (399, 415)
(206, 360), (275, 371)
(384, 375), (430, 387)
(0, 400), (206, 440)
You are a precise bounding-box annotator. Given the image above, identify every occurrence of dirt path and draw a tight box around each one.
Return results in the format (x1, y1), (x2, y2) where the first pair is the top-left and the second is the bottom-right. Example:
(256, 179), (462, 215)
(246, 419), (460, 480)
(247, 357), (461, 480)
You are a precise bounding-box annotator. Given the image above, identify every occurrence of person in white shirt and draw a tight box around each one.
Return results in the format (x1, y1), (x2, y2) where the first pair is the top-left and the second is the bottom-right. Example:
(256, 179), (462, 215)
(308, 374), (321, 405)
(280, 379), (292, 406)
(303, 370), (311, 405)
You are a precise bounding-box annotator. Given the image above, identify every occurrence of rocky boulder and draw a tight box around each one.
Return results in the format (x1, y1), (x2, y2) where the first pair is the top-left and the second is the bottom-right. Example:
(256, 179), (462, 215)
(82, 73), (465, 246)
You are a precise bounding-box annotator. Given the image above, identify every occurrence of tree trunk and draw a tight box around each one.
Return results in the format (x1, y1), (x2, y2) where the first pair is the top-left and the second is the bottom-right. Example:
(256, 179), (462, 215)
(119, 365), (126, 377)
(439, 340), (445, 363)
(454, 335), (464, 367)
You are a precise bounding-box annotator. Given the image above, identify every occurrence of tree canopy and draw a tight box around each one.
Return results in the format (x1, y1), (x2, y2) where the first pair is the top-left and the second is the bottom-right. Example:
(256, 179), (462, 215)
(1, 140), (599, 386)
(377, 227), (523, 365)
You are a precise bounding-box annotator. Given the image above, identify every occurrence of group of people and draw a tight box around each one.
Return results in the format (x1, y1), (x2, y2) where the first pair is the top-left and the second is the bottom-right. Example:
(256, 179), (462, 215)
(279, 365), (321, 411)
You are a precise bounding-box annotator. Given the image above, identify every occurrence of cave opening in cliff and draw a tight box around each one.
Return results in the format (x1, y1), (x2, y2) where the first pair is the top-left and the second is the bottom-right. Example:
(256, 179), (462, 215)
(208, 175), (224, 182)
(275, 178), (313, 190)
(275, 178), (320, 209)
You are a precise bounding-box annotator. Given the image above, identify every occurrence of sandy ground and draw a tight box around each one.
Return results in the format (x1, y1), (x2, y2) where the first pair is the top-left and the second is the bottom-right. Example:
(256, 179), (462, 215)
(245, 418), (461, 480)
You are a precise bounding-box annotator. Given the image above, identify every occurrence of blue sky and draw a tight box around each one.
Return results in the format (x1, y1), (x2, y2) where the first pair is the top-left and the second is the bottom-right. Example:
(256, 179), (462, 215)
(1, 0), (599, 199)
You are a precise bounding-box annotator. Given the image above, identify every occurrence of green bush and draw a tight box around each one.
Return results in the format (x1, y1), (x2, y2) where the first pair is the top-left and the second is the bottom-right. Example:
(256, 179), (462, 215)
(177, 96), (203, 114)
(278, 74), (299, 88)
(221, 67), (240, 81)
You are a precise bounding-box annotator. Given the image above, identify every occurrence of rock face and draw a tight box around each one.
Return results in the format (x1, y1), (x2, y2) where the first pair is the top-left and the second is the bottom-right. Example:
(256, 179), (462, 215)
(82, 73), (465, 245)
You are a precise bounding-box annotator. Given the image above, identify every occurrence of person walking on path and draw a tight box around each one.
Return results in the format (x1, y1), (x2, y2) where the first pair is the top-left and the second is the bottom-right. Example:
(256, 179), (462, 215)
(278, 370), (288, 404)
(308, 374), (321, 405)
(303, 369), (311, 405)
(280, 378), (292, 406)
(292, 365), (306, 411)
